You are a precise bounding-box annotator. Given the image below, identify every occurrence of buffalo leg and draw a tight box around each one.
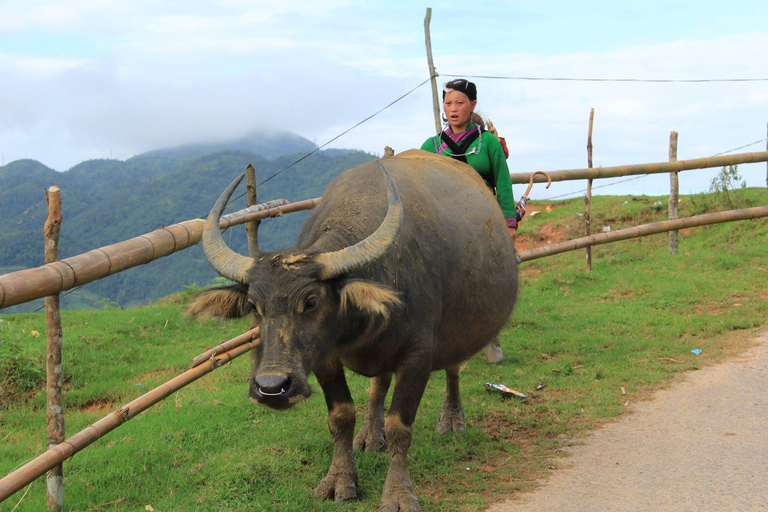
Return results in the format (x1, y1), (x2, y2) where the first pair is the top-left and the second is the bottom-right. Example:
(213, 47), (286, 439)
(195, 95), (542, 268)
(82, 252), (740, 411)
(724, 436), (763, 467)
(435, 365), (466, 434)
(380, 360), (430, 512)
(353, 372), (392, 452)
(314, 362), (358, 503)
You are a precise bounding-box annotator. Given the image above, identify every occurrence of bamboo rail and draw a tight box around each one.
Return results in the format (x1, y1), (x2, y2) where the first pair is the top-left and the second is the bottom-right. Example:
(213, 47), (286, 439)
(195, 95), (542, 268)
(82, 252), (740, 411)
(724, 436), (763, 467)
(509, 151), (768, 185)
(518, 206), (768, 262)
(0, 330), (261, 503)
(0, 198), (320, 310)
(190, 327), (259, 368)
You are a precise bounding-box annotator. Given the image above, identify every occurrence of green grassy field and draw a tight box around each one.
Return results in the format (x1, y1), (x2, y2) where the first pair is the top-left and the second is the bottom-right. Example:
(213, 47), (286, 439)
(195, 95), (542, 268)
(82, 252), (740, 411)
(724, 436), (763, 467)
(1, 188), (767, 511)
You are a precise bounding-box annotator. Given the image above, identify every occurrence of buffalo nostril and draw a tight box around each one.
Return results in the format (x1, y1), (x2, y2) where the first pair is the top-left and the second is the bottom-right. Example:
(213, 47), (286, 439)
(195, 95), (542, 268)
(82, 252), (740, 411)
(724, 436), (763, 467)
(255, 374), (291, 396)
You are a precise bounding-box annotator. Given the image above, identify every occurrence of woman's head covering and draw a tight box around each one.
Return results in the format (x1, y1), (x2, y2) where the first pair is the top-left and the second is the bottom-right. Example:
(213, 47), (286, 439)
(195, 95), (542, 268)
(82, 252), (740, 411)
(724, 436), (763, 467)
(442, 79), (477, 101)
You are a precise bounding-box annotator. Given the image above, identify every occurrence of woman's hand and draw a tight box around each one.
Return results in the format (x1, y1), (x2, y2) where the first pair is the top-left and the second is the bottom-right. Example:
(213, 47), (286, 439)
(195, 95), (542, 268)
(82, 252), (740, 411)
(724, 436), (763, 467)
(507, 226), (517, 241)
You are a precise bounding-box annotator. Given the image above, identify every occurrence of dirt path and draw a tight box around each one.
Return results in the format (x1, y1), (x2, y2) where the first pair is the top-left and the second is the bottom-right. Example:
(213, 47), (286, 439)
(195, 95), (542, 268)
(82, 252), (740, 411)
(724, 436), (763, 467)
(486, 330), (768, 512)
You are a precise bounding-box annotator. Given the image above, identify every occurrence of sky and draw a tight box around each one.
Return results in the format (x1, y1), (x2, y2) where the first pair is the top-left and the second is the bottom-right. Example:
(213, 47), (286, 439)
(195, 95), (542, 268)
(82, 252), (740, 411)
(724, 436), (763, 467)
(1, 0), (767, 200)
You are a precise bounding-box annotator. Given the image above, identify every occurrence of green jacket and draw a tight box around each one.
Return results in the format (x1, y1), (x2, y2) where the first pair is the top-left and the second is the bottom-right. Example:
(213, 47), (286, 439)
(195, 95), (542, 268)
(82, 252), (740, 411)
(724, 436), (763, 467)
(421, 127), (516, 221)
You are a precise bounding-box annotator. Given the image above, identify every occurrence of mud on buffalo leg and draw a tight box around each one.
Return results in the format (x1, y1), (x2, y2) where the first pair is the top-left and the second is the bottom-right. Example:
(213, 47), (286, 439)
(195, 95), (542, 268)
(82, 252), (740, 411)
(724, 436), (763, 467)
(379, 357), (431, 512)
(435, 365), (466, 434)
(353, 372), (392, 452)
(314, 361), (358, 503)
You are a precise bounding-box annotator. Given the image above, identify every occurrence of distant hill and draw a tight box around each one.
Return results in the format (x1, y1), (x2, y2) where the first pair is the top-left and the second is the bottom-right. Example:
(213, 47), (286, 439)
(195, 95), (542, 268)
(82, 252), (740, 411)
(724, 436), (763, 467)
(0, 132), (376, 312)
(129, 130), (318, 165)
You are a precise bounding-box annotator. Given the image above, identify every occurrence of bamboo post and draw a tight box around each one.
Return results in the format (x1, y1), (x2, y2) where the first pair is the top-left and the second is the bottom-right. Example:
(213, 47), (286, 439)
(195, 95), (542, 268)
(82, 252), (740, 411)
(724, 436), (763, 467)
(44, 186), (64, 511)
(668, 131), (680, 255)
(0, 330), (261, 503)
(424, 8), (442, 134)
(244, 164), (261, 383)
(585, 109), (594, 272)
(244, 164), (260, 254)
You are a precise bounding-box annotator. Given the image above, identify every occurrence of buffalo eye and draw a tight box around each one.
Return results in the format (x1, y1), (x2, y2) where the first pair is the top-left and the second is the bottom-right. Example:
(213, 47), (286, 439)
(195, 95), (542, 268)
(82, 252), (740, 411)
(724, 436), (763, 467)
(247, 301), (263, 317)
(304, 296), (318, 312)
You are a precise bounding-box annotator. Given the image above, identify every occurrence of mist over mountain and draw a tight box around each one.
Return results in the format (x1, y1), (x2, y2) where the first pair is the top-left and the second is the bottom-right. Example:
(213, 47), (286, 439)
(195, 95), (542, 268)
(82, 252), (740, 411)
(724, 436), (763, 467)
(0, 132), (376, 312)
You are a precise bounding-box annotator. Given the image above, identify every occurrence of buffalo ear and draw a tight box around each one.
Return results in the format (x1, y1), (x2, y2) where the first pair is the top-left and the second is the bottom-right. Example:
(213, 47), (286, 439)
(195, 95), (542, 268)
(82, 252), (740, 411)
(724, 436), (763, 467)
(339, 280), (403, 320)
(184, 284), (250, 321)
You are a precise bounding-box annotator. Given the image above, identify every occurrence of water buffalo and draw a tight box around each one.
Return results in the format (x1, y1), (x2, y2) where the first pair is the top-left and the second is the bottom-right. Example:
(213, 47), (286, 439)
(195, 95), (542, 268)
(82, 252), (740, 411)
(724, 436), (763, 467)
(187, 149), (517, 511)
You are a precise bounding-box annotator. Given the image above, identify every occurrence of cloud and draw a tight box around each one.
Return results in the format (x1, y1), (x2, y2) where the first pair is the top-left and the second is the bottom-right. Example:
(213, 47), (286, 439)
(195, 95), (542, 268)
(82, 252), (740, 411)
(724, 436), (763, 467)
(1, 3), (766, 196)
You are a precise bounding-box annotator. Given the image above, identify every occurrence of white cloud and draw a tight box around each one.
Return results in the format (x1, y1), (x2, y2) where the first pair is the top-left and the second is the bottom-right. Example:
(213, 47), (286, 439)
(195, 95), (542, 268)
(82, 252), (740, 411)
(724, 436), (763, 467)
(1, 3), (766, 196)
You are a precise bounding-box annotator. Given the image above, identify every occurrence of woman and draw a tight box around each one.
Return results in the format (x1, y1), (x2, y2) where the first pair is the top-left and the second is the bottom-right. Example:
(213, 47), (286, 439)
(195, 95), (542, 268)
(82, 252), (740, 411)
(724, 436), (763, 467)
(420, 78), (515, 363)
(421, 79), (518, 239)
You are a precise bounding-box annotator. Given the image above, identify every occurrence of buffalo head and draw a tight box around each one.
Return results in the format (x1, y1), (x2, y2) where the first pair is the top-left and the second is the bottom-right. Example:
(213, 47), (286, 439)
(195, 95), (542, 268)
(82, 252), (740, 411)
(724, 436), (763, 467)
(187, 161), (403, 410)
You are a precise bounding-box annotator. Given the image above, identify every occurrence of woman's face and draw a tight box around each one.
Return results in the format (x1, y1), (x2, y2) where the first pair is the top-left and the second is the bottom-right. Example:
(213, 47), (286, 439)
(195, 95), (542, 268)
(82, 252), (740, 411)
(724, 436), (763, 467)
(443, 89), (476, 133)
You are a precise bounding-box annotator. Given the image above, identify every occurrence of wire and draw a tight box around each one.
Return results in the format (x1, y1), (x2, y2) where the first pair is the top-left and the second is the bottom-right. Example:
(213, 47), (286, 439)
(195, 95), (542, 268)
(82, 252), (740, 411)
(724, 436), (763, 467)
(442, 73), (768, 84)
(541, 174), (651, 201)
(256, 77), (433, 188)
(220, 77), (432, 210)
(710, 138), (767, 157)
(534, 135), (768, 201)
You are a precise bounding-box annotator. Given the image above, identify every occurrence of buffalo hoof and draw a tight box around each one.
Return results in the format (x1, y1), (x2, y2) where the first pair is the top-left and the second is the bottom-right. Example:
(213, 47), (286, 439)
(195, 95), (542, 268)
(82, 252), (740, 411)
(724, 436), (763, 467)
(353, 419), (387, 452)
(315, 471), (358, 504)
(435, 405), (466, 434)
(379, 491), (421, 512)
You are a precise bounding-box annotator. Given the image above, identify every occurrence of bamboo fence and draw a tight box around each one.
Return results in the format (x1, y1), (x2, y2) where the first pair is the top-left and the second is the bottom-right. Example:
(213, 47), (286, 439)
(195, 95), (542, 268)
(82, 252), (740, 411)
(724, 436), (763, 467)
(0, 198), (318, 310)
(517, 206), (768, 262)
(3, 150), (768, 311)
(0, 328), (261, 503)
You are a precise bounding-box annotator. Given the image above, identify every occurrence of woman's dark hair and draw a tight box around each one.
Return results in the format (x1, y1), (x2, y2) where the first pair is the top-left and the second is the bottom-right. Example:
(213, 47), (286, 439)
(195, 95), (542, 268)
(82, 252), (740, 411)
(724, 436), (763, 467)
(442, 79), (477, 101)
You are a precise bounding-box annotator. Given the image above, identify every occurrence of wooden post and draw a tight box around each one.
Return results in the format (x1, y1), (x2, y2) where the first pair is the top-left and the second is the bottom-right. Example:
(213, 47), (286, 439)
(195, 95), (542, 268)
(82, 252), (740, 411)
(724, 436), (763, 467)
(244, 164), (261, 383)
(585, 108), (594, 272)
(44, 186), (64, 511)
(424, 8), (442, 134)
(668, 131), (679, 255)
(244, 164), (260, 254)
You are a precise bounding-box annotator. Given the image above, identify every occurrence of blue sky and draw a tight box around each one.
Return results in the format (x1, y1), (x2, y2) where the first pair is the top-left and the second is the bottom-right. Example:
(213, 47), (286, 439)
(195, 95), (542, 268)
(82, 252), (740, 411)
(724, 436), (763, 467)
(1, 0), (767, 199)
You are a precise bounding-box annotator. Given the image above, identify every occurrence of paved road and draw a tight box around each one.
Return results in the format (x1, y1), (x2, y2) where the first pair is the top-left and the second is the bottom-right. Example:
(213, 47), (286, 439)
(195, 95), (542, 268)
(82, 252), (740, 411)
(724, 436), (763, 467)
(487, 330), (768, 512)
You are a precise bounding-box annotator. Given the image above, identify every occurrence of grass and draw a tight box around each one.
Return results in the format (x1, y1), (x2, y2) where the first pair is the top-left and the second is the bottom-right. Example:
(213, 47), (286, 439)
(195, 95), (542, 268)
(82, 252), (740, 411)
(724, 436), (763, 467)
(1, 187), (767, 511)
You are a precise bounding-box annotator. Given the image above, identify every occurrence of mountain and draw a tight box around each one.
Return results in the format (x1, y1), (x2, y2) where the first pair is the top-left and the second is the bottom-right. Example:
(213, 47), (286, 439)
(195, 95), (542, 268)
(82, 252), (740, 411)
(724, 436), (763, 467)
(129, 130), (318, 166)
(0, 132), (376, 312)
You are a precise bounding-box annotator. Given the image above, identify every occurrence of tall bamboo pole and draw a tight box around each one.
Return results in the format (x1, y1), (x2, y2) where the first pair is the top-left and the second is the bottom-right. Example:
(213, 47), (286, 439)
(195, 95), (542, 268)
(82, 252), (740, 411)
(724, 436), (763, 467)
(424, 8), (442, 134)
(518, 206), (768, 262)
(585, 108), (594, 272)
(0, 331), (261, 503)
(44, 186), (64, 511)
(668, 131), (680, 255)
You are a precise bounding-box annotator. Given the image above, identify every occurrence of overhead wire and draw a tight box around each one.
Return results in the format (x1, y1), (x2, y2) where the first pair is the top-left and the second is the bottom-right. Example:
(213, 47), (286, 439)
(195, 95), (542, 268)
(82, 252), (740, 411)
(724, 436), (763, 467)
(442, 73), (768, 84)
(209, 77), (432, 214)
(538, 138), (768, 201)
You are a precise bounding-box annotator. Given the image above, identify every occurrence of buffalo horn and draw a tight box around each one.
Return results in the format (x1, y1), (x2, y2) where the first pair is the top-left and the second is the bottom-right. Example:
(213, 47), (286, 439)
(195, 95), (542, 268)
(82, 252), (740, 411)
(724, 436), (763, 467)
(202, 173), (255, 284)
(316, 159), (403, 280)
